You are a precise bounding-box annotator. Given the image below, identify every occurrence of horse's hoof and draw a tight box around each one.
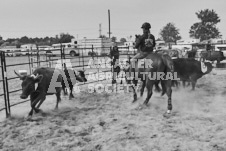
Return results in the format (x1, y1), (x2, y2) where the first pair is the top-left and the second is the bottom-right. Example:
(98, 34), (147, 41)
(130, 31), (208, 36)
(132, 99), (137, 103)
(112, 80), (116, 84)
(143, 102), (148, 106)
(34, 108), (41, 113)
(69, 96), (74, 100)
(163, 110), (172, 118)
(134, 96), (137, 100)
(161, 92), (165, 96)
(25, 115), (32, 121)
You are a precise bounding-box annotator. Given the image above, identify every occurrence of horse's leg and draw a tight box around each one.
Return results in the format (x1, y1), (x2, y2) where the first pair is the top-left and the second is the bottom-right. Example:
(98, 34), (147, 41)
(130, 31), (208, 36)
(140, 80), (146, 97)
(182, 80), (186, 88)
(132, 79), (138, 103)
(55, 91), (62, 109)
(69, 84), (74, 100)
(160, 80), (166, 96)
(143, 79), (154, 105)
(173, 80), (180, 88)
(176, 81), (180, 88)
(191, 80), (196, 90)
(165, 80), (172, 114)
(154, 81), (162, 92)
(112, 69), (117, 84)
(116, 66), (123, 84)
(190, 77), (197, 91)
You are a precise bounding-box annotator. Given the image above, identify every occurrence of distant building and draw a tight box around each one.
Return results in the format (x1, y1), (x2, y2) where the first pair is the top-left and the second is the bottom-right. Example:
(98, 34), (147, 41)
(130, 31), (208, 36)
(155, 39), (166, 50)
(176, 39), (200, 45)
(71, 38), (113, 55)
(0, 46), (22, 56)
(52, 43), (75, 49)
(37, 45), (52, 50)
(20, 44), (37, 50)
(118, 41), (136, 53)
(210, 38), (226, 44)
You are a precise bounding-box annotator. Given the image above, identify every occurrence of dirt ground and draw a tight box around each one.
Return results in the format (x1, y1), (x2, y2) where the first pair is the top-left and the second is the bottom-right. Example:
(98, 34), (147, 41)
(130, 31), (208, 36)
(0, 68), (226, 151)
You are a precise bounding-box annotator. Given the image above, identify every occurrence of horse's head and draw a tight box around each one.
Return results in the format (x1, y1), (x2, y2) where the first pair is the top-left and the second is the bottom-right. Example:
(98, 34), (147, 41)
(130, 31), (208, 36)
(134, 34), (142, 51)
(135, 35), (142, 44)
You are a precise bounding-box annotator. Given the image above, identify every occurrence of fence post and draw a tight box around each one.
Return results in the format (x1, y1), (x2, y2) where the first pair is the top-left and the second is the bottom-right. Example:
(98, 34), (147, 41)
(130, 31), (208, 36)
(29, 46), (37, 73)
(0, 51), (8, 117)
(28, 49), (32, 74)
(78, 48), (81, 66)
(36, 45), (40, 67)
(82, 47), (85, 70)
(133, 46), (135, 55)
(60, 44), (64, 70)
(30, 47), (34, 73)
(91, 45), (94, 59)
(127, 46), (129, 55)
(0, 51), (11, 117)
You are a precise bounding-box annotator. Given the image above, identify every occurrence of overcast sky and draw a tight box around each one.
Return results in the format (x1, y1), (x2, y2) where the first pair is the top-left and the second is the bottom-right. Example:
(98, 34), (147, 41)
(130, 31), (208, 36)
(0, 0), (226, 41)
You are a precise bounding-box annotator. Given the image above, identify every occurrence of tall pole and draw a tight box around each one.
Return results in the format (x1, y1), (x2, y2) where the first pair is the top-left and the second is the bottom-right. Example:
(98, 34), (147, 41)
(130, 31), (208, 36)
(99, 24), (102, 37)
(108, 9), (111, 38)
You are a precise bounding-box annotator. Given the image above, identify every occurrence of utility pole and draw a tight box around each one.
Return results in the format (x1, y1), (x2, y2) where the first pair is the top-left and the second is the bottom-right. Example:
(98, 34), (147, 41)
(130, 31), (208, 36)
(99, 23), (102, 38)
(108, 9), (112, 38)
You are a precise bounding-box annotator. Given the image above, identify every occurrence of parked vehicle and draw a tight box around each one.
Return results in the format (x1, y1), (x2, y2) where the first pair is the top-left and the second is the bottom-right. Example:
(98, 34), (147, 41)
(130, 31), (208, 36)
(5, 49), (22, 57)
(48, 43), (80, 57)
(214, 44), (226, 57)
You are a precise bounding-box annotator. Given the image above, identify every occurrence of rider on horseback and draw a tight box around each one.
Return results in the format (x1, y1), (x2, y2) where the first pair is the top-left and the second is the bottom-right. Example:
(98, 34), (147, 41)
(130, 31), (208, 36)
(127, 22), (156, 78)
(133, 22), (156, 60)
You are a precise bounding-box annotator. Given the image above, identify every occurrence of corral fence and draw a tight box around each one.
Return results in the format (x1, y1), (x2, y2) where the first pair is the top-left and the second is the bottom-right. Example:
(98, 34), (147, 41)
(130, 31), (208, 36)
(0, 45), (136, 118)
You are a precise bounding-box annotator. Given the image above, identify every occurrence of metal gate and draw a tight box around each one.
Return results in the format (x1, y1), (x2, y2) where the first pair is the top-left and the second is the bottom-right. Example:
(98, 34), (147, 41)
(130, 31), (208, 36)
(0, 45), (135, 118)
(0, 51), (11, 117)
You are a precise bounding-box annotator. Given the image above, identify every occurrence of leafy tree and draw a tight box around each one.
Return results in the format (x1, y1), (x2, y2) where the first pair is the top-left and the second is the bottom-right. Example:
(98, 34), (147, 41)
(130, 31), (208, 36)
(160, 23), (181, 44)
(0, 40), (4, 46)
(58, 33), (74, 43)
(20, 36), (30, 44)
(1, 42), (10, 47)
(6, 38), (16, 43)
(189, 9), (221, 41)
(120, 38), (127, 43)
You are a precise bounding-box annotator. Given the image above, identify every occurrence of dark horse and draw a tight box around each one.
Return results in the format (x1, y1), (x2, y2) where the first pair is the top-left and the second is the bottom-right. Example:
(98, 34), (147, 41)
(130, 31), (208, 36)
(124, 35), (174, 114)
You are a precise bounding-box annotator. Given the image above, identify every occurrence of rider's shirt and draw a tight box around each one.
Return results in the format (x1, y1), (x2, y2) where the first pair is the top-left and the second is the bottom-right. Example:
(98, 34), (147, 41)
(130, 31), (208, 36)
(135, 32), (156, 53)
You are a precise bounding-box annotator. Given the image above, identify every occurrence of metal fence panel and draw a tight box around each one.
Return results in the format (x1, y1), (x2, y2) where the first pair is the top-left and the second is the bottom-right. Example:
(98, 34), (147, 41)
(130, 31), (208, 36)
(0, 46), (135, 118)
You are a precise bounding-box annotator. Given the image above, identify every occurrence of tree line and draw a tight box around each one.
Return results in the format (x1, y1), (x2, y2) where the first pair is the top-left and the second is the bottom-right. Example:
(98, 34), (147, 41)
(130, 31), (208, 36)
(0, 33), (75, 48)
(0, 33), (127, 48)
